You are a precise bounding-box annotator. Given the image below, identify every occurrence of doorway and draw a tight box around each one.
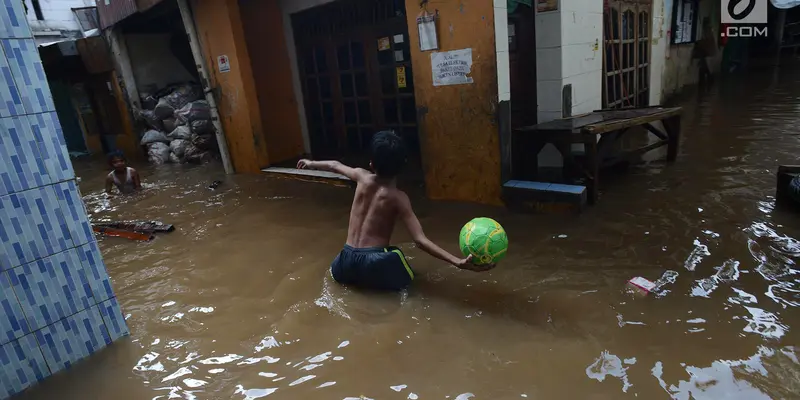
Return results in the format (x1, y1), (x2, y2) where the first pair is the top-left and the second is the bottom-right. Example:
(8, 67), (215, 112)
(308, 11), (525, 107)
(603, 0), (652, 108)
(292, 0), (419, 168)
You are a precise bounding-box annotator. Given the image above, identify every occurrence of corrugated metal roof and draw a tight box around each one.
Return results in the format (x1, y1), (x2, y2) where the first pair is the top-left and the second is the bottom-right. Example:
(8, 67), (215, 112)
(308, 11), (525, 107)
(96, 0), (138, 29)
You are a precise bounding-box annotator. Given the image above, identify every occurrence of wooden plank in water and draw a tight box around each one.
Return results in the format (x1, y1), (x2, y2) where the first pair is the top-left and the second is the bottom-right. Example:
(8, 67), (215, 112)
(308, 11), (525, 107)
(262, 167), (355, 188)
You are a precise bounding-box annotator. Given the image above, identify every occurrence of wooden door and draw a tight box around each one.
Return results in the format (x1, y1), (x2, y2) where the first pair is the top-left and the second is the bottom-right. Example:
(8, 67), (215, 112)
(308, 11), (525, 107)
(293, 0), (417, 164)
(603, 0), (652, 108)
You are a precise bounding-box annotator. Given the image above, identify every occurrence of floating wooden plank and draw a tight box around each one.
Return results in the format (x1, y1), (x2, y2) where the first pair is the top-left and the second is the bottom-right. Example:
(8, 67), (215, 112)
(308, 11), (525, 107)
(92, 226), (154, 241)
(262, 167), (355, 188)
(94, 221), (174, 233)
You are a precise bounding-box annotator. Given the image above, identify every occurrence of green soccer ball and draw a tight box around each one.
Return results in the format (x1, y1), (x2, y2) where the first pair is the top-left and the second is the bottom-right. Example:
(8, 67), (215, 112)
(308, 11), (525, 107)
(459, 217), (508, 266)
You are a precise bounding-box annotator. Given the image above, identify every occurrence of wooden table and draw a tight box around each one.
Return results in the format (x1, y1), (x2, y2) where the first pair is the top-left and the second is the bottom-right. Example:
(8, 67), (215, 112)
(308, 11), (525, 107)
(512, 106), (682, 204)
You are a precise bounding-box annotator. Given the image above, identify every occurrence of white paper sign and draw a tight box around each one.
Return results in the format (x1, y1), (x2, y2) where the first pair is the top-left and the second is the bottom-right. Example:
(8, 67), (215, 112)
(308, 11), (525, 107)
(217, 55), (231, 73)
(431, 48), (473, 87)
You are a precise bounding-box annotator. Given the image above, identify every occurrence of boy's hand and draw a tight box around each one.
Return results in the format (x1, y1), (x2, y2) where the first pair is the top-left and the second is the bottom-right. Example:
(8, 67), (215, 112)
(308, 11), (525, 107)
(297, 159), (312, 169)
(455, 255), (496, 272)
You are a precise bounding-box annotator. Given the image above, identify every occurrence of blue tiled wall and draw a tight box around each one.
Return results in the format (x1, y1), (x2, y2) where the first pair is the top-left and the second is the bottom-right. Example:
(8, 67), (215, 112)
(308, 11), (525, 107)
(0, 1), (129, 398)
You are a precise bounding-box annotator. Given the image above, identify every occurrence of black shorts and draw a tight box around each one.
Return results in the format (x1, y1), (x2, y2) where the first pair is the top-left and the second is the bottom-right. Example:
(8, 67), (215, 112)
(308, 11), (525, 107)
(330, 245), (415, 291)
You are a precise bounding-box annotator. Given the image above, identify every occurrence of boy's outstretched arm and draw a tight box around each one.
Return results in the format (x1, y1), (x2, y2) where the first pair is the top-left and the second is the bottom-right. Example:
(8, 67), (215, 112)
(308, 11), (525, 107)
(297, 159), (368, 182)
(398, 192), (487, 271)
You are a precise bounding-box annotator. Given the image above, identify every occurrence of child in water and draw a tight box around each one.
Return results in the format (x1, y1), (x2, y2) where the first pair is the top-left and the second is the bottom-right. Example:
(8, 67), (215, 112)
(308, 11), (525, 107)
(297, 131), (491, 291)
(105, 152), (141, 196)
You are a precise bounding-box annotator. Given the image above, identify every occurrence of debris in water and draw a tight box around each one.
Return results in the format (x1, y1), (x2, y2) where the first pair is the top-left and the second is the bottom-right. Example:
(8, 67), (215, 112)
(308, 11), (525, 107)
(209, 180), (222, 190)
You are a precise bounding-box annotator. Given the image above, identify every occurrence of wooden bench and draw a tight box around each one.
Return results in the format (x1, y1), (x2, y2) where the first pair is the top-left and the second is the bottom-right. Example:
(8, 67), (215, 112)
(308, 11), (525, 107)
(262, 167), (355, 188)
(513, 106), (682, 205)
(503, 180), (587, 214)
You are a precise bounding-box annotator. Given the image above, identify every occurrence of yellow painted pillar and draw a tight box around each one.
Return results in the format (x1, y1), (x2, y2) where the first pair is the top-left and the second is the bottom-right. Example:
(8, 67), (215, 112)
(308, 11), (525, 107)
(404, 1), (502, 205)
(190, 0), (269, 173)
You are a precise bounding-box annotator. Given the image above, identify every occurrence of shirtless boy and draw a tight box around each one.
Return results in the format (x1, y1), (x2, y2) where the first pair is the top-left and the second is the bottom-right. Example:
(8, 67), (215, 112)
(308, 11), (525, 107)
(297, 131), (490, 291)
(105, 152), (141, 196)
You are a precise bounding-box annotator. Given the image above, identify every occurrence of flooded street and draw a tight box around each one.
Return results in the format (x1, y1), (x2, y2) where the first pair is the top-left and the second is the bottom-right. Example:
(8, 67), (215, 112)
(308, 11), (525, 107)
(17, 67), (800, 399)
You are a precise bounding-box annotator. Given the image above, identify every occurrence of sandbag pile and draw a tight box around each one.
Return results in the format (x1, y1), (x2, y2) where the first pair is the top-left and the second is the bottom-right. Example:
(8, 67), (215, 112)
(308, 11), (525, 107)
(135, 83), (219, 165)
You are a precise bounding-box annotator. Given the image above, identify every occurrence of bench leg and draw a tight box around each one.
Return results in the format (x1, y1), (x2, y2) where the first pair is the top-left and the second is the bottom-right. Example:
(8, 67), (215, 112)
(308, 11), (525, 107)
(584, 134), (600, 204)
(664, 115), (681, 162)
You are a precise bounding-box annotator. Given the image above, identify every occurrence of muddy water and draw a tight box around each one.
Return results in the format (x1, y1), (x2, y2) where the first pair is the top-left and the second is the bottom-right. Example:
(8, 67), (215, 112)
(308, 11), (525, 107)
(18, 68), (800, 400)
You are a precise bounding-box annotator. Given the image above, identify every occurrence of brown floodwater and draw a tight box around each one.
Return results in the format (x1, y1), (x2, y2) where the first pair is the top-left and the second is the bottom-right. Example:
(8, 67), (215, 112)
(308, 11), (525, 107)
(17, 67), (800, 399)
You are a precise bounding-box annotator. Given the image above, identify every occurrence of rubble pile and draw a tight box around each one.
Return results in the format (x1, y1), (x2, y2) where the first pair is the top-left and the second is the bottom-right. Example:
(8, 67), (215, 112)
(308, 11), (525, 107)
(136, 83), (219, 165)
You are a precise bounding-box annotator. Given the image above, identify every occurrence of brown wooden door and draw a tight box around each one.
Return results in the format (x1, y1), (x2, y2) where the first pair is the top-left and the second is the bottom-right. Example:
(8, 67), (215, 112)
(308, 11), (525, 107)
(294, 0), (417, 165)
(603, 0), (652, 108)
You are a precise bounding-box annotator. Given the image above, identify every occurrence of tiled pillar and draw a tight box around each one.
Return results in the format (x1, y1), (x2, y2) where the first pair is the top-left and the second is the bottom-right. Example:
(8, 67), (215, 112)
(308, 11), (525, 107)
(0, 2), (129, 399)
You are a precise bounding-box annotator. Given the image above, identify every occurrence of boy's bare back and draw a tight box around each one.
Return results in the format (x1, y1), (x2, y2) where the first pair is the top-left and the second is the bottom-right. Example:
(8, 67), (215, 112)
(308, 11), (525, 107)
(346, 172), (403, 248)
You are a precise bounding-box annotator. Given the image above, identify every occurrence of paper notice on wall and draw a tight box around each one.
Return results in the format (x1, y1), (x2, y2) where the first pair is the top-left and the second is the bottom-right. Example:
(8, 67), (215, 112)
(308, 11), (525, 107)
(396, 66), (407, 89)
(217, 55), (231, 73)
(431, 48), (473, 87)
(417, 14), (438, 51)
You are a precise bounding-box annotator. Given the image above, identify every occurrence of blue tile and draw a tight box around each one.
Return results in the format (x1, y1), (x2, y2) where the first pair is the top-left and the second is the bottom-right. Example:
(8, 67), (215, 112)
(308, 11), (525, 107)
(30, 113), (74, 183)
(0, 115), (52, 196)
(0, 271), (29, 345)
(37, 185), (73, 252)
(0, 334), (49, 400)
(0, 0), (32, 39)
(35, 306), (109, 374)
(53, 181), (92, 248)
(98, 297), (128, 341)
(1, 39), (54, 114)
(548, 183), (586, 194)
(10, 249), (95, 331)
(76, 241), (113, 303)
(514, 181), (552, 191)
(0, 192), (43, 270)
(0, 43), (23, 117)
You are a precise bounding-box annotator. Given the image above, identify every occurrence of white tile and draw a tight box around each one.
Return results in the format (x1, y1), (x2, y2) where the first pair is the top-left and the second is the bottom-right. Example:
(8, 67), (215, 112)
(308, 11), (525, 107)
(536, 47), (562, 81)
(563, 71), (602, 108)
(535, 12), (561, 49)
(494, 0), (507, 8)
(496, 51), (511, 101)
(561, 11), (602, 46)
(561, 43), (602, 79)
(494, 8), (509, 53)
(560, 0), (602, 13)
(537, 79), (563, 113)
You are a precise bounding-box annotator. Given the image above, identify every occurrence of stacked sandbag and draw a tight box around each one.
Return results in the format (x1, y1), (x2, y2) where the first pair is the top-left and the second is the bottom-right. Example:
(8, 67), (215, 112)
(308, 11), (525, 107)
(135, 83), (221, 165)
(175, 100), (218, 164)
(140, 130), (171, 165)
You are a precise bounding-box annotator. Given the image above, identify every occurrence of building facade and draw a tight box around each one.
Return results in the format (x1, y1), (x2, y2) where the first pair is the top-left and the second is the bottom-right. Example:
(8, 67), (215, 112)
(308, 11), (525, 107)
(95, 0), (723, 205)
(23, 0), (99, 45)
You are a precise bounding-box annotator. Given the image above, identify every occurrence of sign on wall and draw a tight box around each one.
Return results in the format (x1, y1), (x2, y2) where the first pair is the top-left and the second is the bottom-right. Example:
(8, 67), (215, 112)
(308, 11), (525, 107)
(431, 48), (473, 87)
(217, 55), (231, 73)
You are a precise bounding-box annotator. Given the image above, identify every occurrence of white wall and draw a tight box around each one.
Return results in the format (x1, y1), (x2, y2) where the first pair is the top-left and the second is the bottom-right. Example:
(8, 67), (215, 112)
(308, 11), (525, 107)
(125, 34), (195, 95)
(534, 0), (602, 123)
(25, 0), (94, 34)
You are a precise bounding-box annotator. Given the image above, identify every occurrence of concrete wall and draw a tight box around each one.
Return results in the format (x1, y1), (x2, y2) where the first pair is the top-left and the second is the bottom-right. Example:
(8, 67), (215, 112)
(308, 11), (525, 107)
(191, 0), (270, 173)
(125, 33), (195, 94)
(0, 2), (128, 398)
(650, 0), (720, 103)
(24, 0), (94, 41)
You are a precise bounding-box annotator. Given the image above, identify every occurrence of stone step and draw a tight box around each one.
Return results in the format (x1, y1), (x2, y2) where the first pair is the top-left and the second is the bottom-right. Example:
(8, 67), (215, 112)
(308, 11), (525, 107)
(502, 180), (588, 214)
